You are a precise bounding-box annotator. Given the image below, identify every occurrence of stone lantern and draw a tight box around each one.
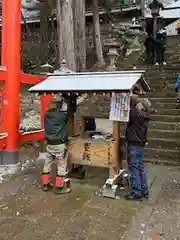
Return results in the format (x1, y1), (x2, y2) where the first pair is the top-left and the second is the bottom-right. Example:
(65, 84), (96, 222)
(40, 63), (54, 74)
(148, 0), (164, 36)
(105, 40), (120, 71)
(53, 59), (74, 74)
(148, 0), (163, 17)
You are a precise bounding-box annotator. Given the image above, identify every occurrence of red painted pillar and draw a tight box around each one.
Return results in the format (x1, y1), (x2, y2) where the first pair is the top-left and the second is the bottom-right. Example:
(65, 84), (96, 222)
(0, 0), (8, 132)
(1, 0), (8, 65)
(0, 0), (21, 164)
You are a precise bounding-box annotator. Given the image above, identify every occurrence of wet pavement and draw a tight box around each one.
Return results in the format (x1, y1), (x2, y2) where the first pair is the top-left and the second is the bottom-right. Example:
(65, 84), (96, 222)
(125, 166), (180, 240)
(0, 163), (179, 239)
(0, 166), (142, 240)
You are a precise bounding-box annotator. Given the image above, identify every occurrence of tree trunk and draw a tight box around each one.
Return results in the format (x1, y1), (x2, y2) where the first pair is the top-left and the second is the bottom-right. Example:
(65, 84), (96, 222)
(56, 0), (76, 71)
(140, 0), (145, 17)
(40, 0), (51, 65)
(73, 0), (86, 71)
(92, 0), (105, 67)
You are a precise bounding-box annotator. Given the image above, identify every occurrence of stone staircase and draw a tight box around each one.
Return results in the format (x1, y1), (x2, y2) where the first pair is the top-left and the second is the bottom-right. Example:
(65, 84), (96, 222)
(138, 36), (180, 165)
(83, 35), (180, 166)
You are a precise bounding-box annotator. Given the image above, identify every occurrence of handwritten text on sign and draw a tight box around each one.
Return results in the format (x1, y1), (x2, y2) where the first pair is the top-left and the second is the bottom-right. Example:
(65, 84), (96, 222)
(109, 93), (130, 122)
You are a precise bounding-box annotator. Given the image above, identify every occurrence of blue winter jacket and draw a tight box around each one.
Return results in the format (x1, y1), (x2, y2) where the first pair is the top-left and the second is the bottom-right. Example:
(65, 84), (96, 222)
(175, 74), (180, 92)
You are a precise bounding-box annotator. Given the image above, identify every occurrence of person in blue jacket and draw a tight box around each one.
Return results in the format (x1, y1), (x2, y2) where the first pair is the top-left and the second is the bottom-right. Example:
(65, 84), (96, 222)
(175, 74), (180, 102)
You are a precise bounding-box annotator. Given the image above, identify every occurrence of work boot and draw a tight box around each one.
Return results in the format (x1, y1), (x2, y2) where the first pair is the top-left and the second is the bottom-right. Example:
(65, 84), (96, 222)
(141, 192), (149, 199)
(54, 175), (71, 195)
(124, 193), (142, 201)
(41, 173), (53, 192)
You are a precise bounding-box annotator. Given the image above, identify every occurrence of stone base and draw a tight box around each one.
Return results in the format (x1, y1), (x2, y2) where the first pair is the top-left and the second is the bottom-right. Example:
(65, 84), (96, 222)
(0, 151), (19, 165)
(0, 151), (20, 176)
(0, 163), (21, 176)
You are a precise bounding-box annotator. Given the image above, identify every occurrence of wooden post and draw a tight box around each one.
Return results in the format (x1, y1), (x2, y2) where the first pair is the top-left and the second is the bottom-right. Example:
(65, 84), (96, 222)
(109, 121), (121, 177)
(68, 96), (77, 137)
(56, 0), (76, 71)
(68, 115), (74, 137)
(73, 0), (86, 71)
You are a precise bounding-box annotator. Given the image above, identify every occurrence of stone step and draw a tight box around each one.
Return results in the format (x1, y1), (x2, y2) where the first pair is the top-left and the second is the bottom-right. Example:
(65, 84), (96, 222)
(95, 113), (180, 123)
(141, 67), (180, 74)
(147, 72), (178, 79)
(145, 147), (180, 162)
(144, 67), (180, 74)
(146, 76), (177, 82)
(121, 52), (180, 71)
(146, 79), (176, 85)
(151, 114), (180, 122)
(147, 137), (180, 150)
(147, 129), (180, 139)
(144, 157), (180, 166)
(149, 121), (180, 131)
(120, 127), (180, 139)
(120, 129), (180, 140)
(96, 118), (180, 132)
(94, 97), (177, 107)
(149, 97), (176, 103)
(151, 65), (180, 70)
(150, 85), (174, 91)
(87, 101), (179, 119)
(147, 91), (175, 97)
(145, 72), (179, 79)
(149, 89), (175, 95)
(154, 108), (180, 115)
(151, 102), (178, 109)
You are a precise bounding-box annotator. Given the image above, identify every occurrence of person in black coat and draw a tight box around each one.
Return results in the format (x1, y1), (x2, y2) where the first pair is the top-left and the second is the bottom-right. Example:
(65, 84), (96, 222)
(155, 29), (167, 65)
(144, 35), (156, 64)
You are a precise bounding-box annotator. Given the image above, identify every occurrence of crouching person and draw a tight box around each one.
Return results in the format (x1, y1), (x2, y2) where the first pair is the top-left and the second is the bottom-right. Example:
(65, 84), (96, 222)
(125, 98), (151, 201)
(41, 95), (71, 194)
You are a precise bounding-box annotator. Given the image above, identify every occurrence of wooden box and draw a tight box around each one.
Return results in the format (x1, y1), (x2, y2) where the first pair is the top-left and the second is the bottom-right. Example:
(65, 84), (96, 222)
(68, 137), (117, 168)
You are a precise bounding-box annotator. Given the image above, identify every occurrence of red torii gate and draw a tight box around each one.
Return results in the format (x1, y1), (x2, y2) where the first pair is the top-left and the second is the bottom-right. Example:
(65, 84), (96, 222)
(0, 0), (50, 165)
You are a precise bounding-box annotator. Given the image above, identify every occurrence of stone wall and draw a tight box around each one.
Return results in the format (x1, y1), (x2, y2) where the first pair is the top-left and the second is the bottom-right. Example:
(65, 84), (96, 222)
(77, 94), (111, 118)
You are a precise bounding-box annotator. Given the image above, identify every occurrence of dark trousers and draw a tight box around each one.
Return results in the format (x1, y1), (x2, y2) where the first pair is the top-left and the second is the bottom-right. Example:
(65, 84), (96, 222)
(156, 48), (165, 64)
(177, 28), (180, 35)
(127, 144), (148, 196)
(146, 49), (155, 64)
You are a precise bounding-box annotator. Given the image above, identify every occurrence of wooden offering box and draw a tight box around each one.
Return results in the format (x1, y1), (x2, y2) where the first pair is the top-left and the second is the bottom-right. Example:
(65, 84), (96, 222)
(68, 136), (116, 168)
(29, 71), (150, 186)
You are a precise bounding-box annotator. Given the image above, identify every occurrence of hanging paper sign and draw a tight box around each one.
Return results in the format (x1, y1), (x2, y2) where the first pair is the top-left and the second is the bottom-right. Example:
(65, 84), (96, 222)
(109, 92), (130, 122)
